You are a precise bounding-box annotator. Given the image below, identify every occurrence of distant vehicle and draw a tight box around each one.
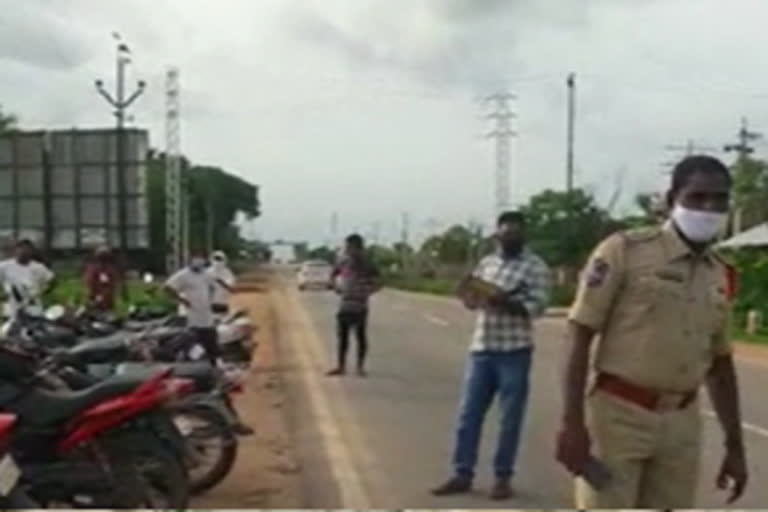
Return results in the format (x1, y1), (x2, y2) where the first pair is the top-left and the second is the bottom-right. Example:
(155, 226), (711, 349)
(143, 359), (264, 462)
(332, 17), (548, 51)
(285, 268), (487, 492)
(297, 260), (334, 291)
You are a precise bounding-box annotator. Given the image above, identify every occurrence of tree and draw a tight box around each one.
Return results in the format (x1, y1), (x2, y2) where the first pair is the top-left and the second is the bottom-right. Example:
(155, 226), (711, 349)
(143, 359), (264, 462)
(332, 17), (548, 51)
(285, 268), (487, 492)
(146, 150), (261, 271)
(731, 157), (768, 231)
(0, 105), (17, 133)
(619, 192), (666, 229)
(307, 245), (337, 263)
(420, 225), (474, 264)
(520, 188), (616, 268)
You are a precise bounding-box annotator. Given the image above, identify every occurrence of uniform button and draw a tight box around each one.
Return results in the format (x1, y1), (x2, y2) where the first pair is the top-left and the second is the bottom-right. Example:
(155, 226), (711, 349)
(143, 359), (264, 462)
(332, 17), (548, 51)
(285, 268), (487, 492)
(688, 296), (696, 304)
(679, 364), (689, 373)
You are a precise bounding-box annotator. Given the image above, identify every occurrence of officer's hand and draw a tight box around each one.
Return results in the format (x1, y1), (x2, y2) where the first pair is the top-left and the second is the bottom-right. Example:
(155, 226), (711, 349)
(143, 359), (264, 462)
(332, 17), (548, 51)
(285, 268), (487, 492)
(556, 423), (591, 475)
(717, 445), (748, 503)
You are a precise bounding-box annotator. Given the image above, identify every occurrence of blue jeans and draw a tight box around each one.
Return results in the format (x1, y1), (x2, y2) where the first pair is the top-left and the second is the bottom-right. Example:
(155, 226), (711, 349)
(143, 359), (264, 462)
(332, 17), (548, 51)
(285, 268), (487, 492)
(452, 349), (532, 480)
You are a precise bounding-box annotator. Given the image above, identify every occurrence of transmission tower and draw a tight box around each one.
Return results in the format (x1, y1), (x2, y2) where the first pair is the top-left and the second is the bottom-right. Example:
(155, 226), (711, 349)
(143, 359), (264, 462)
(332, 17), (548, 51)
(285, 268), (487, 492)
(484, 92), (517, 215)
(165, 67), (182, 272)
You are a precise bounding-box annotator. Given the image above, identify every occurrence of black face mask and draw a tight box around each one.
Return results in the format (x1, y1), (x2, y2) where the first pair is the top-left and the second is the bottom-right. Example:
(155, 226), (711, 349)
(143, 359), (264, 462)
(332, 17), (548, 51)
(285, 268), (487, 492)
(501, 240), (523, 256)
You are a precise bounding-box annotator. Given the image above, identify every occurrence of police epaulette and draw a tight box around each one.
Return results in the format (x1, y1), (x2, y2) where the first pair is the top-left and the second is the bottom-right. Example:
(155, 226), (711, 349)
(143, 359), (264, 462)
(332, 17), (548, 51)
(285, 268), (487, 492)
(620, 226), (662, 244)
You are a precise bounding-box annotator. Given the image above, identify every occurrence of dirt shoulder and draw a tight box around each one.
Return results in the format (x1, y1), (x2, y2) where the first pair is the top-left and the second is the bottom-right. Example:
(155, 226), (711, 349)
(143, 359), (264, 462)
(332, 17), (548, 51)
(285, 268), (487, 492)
(192, 269), (303, 508)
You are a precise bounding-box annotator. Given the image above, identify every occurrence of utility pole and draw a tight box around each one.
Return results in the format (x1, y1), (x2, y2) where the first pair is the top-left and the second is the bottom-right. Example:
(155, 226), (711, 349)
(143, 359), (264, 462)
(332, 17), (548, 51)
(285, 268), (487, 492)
(724, 117), (761, 160)
(566, 73), (576, 195)
(165, 67), (182, 272)
(484, 92), (517, 216)
(725, 117), (762, 234)
(95, 33), (146, 258)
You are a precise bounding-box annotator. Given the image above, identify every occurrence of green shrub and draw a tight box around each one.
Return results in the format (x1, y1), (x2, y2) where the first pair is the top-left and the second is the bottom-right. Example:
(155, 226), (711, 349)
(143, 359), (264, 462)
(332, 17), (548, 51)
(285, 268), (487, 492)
(42, 278), (172, 315)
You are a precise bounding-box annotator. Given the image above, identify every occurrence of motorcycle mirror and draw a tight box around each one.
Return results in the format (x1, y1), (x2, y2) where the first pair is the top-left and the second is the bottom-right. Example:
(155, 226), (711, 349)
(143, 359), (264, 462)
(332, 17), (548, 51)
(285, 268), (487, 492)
(44, 305), (66, 321)
(143, 272), (154, 284)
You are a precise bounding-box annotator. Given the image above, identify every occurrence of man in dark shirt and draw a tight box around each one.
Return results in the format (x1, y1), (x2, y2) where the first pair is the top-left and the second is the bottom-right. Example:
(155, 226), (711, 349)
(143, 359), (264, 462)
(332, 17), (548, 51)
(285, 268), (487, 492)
(327, 234), (381, 377)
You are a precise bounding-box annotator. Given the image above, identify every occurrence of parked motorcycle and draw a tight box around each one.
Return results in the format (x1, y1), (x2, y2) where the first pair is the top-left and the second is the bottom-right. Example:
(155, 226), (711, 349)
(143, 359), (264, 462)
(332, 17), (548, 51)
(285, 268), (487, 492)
(0, 413), (39, 508)
(0, 287), (192, 507)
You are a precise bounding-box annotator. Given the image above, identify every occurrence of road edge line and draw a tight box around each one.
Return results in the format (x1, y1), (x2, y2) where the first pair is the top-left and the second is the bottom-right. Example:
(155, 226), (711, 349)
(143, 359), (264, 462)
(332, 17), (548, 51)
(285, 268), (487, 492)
(274, 283), (372, 508)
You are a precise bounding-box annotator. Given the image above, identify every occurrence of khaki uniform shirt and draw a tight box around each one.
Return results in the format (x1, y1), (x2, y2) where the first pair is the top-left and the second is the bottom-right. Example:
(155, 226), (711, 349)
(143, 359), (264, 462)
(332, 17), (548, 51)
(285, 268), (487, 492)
(569, 222), (731, 392)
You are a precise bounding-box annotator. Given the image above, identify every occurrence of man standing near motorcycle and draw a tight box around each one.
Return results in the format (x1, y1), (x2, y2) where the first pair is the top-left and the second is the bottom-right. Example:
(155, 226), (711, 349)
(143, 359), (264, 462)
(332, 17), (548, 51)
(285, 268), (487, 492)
(0, 239), (55, 318)
(207, 250), (235, 315)
(83, 246), (121, 312)
(164, 251), (220, 365)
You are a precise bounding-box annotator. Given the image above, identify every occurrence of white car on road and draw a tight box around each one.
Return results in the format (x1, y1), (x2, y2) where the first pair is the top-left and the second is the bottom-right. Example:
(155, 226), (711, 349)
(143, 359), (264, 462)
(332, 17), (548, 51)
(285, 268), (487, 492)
(297, 260), (334, 291)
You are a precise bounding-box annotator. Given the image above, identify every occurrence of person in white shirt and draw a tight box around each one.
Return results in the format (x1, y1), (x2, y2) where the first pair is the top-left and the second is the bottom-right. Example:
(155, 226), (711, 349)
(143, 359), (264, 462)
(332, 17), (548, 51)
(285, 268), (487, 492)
(164, 251), (220, 365)
(0, 239), (55, 318)
(207, 250), (235, 315)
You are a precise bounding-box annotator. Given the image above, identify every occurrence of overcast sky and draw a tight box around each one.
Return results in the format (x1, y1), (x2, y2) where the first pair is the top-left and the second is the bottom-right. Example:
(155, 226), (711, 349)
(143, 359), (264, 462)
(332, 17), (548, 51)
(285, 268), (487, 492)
(3, 0), (768, 246)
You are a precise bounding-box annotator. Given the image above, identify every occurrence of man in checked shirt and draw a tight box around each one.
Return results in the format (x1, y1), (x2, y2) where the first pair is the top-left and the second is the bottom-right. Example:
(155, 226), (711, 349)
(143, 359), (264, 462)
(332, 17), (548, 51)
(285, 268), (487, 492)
(432, 210), (551, 500)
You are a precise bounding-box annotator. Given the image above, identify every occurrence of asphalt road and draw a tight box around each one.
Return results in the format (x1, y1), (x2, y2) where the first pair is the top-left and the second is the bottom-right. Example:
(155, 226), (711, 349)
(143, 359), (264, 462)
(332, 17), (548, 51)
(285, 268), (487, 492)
(288, 283), (768, 508)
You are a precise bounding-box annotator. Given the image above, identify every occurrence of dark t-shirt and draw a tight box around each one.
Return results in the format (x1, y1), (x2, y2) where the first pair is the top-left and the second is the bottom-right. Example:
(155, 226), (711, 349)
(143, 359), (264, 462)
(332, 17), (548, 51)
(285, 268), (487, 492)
(333, 258), (380, 313)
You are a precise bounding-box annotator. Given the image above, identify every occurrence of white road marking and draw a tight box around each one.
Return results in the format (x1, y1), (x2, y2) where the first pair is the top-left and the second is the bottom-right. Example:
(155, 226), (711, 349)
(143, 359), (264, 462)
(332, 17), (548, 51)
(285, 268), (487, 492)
(275, 284), (372, 507)
(424, 314), (450, 326)
(701, 408), (768, 438)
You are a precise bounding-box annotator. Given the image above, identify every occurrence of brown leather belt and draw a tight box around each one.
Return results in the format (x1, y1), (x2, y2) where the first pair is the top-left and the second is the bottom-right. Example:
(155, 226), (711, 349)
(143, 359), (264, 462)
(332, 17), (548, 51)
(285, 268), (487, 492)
(595, 373), (697, 412)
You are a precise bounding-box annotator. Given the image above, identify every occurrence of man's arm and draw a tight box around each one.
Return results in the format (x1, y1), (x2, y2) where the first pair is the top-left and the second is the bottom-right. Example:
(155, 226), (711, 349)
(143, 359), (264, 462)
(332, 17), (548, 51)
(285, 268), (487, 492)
(556, 234), (626, 473)
(707, 354), (744, 449)
(706, 300), (747, 502)
(38, 264), (56, 297)
(491, 259), (551, 317)
(164, 272), (190, 307)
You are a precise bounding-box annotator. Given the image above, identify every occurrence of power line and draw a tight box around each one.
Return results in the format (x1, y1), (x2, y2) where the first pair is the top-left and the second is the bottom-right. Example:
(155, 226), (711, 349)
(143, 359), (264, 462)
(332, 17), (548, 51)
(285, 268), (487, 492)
(484, 91), (517, 216)
(659, 139), (719, 174)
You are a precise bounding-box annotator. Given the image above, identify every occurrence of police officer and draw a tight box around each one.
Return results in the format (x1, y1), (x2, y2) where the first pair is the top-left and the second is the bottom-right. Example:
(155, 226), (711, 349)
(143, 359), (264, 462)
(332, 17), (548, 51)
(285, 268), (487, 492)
(556, 155), (748, 508)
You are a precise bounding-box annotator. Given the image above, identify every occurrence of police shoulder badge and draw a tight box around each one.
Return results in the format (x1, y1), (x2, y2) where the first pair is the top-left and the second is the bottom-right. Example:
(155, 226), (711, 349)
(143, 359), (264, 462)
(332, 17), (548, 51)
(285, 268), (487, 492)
(585, 258), (610, 287)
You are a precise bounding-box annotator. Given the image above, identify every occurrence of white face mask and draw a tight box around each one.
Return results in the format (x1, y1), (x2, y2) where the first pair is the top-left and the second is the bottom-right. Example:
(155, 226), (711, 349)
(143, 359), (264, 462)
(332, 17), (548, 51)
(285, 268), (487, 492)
(671, 205), (727, 243)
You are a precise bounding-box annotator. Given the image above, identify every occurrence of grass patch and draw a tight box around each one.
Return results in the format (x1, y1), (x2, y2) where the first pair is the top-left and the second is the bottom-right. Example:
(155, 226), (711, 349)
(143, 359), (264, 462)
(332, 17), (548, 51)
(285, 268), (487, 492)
(730, 326), (768, 345)
(41, 277), (173, 315)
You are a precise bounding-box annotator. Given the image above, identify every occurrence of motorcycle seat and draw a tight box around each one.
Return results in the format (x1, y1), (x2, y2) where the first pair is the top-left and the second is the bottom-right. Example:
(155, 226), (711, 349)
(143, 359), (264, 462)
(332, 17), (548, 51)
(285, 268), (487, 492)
(58, 334), (130, 365)
(13, 373), (153, 426)
(115, 362), (216, 392)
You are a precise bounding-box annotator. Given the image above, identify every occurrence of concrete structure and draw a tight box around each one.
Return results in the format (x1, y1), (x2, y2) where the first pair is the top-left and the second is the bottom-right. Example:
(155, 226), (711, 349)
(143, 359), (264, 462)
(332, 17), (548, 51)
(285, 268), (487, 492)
(0, 128), (150, 251)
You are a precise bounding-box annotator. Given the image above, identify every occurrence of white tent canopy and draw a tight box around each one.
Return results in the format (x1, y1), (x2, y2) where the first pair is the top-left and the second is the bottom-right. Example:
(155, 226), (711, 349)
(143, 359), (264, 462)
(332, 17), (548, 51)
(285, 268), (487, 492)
(718, 222), (768, 249)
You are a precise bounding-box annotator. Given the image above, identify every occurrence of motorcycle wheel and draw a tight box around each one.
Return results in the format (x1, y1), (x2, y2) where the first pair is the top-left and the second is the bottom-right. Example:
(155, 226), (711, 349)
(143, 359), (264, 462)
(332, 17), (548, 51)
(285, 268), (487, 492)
(131, 432), (190, 508)
(173, 405), (238, 494)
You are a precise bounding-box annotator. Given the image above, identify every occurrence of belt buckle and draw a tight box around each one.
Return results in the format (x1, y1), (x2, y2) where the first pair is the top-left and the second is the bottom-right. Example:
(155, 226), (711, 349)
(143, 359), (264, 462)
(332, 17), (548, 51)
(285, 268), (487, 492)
(656, 393), (683, 412)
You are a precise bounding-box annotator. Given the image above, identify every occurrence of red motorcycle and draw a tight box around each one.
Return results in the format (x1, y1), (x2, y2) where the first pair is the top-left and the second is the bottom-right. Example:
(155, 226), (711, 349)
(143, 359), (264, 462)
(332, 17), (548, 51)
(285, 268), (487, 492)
(0, 343), (193, 508)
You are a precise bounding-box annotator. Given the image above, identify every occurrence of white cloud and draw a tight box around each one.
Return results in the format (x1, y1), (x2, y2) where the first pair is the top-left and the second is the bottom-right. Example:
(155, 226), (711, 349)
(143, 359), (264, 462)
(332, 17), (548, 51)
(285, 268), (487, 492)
(2, 0), (767, 246)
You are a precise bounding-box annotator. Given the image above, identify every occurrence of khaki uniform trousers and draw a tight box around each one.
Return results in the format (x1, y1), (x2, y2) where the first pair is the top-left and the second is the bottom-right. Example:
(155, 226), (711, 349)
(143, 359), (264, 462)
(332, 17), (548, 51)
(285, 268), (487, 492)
(575, 388), (701, 508)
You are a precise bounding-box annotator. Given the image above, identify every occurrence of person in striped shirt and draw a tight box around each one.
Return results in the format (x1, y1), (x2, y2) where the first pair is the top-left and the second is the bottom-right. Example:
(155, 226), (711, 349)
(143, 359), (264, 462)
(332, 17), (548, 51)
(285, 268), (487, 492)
(327, 234), (381, 377)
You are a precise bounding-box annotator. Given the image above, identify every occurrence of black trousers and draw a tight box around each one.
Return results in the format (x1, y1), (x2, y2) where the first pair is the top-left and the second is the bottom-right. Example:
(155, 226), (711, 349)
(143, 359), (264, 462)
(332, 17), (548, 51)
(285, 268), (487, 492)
(336, 310), (369, 369)
(192, 327), (220, 365)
